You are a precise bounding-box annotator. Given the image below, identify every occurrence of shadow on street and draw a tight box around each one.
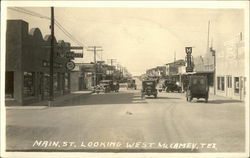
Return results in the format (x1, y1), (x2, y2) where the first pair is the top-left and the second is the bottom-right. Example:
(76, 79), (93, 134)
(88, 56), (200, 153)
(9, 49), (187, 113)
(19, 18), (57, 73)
(192, 99), (243, 104)
(145, 96), (182, 99)
(53, 92), (146, 107)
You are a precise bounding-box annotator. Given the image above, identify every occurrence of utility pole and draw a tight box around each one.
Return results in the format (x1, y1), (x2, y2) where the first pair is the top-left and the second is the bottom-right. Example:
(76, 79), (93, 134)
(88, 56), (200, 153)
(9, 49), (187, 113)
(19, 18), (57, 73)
(210, 38), (216, 95)
(108, 59), (116, 66)
(49, 7), (54, 107)
(87, 46), (103, 86)
(107, 59), (116, 80)
(207, 20), (210, 70)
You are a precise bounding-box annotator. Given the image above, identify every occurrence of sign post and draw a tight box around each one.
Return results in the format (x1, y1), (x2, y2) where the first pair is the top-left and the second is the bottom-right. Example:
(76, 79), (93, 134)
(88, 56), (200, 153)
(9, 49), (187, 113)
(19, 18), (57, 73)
(185, 47), (194, 73)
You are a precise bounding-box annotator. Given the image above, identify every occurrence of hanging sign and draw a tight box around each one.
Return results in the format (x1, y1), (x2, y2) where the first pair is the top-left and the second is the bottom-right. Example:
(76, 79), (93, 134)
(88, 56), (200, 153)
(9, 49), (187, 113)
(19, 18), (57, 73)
(66, 61), (75, 70)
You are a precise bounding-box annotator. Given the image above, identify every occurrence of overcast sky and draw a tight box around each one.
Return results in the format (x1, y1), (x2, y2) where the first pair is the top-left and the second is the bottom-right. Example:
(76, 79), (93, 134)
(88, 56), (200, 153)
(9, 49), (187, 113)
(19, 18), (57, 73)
(6, 6), (245, 75)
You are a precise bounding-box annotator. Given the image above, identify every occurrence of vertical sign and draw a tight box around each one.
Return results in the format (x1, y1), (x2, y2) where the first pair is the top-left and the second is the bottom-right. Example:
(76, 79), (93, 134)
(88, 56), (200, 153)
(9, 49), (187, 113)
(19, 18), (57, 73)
(185, 47), (193, 72)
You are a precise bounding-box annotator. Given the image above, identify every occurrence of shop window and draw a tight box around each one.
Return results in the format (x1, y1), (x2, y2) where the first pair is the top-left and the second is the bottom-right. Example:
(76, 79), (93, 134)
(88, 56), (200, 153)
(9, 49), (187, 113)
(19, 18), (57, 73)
(234, 77), (239, 93)
(217, 76), (224, 91)
(221, 77), (225, 91)
(53, 73), (58, 92)
(192, 78), (197, 84)
(38, 72), (43, 95)
(44, 73), (50, 96)
(199, 78), (205, 85)
(227, 76), (232, 88)
(23, 72), (35, 97)
(217, 77), (221, 90)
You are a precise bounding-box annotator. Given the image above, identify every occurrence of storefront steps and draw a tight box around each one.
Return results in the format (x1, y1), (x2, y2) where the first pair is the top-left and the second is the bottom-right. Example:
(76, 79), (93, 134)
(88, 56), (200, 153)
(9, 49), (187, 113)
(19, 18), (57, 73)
(5, 90), (93, 109)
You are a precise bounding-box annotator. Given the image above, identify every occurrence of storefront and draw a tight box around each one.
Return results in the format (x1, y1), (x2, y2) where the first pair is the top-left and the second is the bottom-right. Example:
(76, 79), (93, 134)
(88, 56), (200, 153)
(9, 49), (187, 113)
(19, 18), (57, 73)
(5, 20), (71, 105)
(216, 33), (246, 101)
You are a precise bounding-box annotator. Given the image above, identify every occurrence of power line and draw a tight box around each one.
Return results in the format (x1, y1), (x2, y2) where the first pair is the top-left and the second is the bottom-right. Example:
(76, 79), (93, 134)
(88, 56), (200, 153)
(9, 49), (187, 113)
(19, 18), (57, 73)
(54, 20), (84, 46)
(9, 7), (86, 47)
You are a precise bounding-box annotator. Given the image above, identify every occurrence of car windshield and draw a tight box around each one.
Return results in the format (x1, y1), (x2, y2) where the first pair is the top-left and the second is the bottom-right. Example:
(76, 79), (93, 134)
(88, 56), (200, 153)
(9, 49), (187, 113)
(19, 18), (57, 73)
(99, 81), (110, 85)
(100, 82), (108, 85)
(200, 79), (205, 84)
(145, 82), (153, 85)
(192, 78), (205, 85)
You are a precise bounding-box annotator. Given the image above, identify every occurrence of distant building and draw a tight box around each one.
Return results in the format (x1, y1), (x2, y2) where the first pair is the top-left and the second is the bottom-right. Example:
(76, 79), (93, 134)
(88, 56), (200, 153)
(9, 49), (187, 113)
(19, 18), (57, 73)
(79, 63), (95, 90)
(165, 59), (186, 81)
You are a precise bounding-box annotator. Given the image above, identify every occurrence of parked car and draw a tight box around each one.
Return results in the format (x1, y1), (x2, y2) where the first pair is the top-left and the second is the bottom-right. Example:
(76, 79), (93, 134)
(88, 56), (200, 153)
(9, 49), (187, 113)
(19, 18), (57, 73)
(127, 79), (137, 90)
(141, 80), (158, 98)
(186, 75), (209, 102)
(94, 80), (119, 93)
(165, 82), (182, 93)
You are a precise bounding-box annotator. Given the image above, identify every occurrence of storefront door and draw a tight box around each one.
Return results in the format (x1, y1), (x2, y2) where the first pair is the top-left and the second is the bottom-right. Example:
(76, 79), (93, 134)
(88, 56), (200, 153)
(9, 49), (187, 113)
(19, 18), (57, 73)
(226, 75), (233, 98)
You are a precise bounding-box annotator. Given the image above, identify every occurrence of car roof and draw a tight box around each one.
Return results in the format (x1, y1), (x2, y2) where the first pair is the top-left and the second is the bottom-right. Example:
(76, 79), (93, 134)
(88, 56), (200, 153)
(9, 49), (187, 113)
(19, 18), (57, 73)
(100, 80), (112, 82)
(143, 80), (155, 82)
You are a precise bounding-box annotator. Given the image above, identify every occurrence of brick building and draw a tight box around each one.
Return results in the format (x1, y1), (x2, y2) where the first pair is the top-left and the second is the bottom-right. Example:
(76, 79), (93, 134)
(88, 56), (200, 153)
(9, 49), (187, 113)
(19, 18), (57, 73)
(5, 20), (72, 105)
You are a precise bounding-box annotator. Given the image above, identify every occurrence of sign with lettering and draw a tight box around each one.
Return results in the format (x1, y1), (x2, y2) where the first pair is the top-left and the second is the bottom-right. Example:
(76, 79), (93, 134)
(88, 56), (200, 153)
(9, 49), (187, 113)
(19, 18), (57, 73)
(185, 47), (193, 72)
(185, 47), (192, 54)
(66, 61), (75, 70)
(66, 52), (83, 58)
(186, 66), (193, 72)
(42, 60), (62, 68)
(57, 52), (83, 58)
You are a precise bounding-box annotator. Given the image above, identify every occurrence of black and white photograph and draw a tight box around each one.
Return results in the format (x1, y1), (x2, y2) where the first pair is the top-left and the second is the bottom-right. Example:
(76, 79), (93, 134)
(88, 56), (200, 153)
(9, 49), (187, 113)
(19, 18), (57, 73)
(0, 1), (249, 158)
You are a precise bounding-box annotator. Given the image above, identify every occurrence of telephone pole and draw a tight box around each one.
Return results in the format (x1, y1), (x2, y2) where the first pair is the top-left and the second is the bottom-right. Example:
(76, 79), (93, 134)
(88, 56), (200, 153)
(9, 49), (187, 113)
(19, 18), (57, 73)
(107, 59), (116, 66)
(107, 59), (116, 80)
(49, 7), (54, 107)
(87, 46), (103, 86)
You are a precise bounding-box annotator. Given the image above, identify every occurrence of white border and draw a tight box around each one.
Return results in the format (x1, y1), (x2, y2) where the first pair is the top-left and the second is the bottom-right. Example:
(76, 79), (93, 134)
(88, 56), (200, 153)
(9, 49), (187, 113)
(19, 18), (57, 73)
(1, 1), (249, 158)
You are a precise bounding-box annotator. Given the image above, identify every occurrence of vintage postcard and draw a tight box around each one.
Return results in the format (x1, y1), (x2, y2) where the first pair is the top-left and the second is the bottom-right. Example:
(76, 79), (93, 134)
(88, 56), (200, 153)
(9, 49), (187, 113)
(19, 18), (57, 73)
(0, 1), (249, 158)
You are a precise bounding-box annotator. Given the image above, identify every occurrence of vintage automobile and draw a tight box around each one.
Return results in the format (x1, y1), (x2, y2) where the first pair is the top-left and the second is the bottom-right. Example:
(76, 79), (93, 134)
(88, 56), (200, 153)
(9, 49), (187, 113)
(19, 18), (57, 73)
(158, 80), (182, 93)
(141, 80), (158, 98)
(186, 75), (209, 102)
(165, 82), (182, 93)
(127, 79), (137, 90)
(95, 80), (119, 93)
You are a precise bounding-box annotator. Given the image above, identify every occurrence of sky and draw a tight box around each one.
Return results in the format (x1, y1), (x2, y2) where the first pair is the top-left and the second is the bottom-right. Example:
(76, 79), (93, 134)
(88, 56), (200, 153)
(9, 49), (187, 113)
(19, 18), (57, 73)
(6, 5), (245, 75)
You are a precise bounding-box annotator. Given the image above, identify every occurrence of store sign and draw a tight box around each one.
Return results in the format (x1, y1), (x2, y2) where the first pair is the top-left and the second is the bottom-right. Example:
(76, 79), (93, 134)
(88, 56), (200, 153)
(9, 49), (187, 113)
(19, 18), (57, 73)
(186, 67), (193, 72)
(57, 51), (83, 58)
(66, 61), (75, 70)
(66, 52), (83, 58)
(185, 47), (193, 72)
(42, 60), (62, 68)
(185, 47), (192, 54)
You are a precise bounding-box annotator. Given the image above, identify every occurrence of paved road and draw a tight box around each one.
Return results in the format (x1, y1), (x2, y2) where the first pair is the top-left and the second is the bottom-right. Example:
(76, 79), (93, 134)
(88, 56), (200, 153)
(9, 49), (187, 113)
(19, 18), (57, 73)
(6, 88), (245, 152)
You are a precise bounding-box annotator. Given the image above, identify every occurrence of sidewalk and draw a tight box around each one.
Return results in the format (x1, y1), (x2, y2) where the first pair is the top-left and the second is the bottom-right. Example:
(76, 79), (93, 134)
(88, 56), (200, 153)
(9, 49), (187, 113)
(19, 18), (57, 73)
(5, 90), (93, 110)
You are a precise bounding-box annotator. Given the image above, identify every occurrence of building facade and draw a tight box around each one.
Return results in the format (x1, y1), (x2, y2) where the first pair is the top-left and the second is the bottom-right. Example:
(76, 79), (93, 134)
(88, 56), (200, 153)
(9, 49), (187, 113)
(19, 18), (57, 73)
(216, 33), (246, 100)
(5, 20), (72, 105)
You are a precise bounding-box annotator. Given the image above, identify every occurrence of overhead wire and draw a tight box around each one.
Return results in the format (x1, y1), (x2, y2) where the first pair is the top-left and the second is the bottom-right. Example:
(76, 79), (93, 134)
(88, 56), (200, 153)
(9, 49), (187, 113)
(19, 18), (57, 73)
(9, 7), (86, 48)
